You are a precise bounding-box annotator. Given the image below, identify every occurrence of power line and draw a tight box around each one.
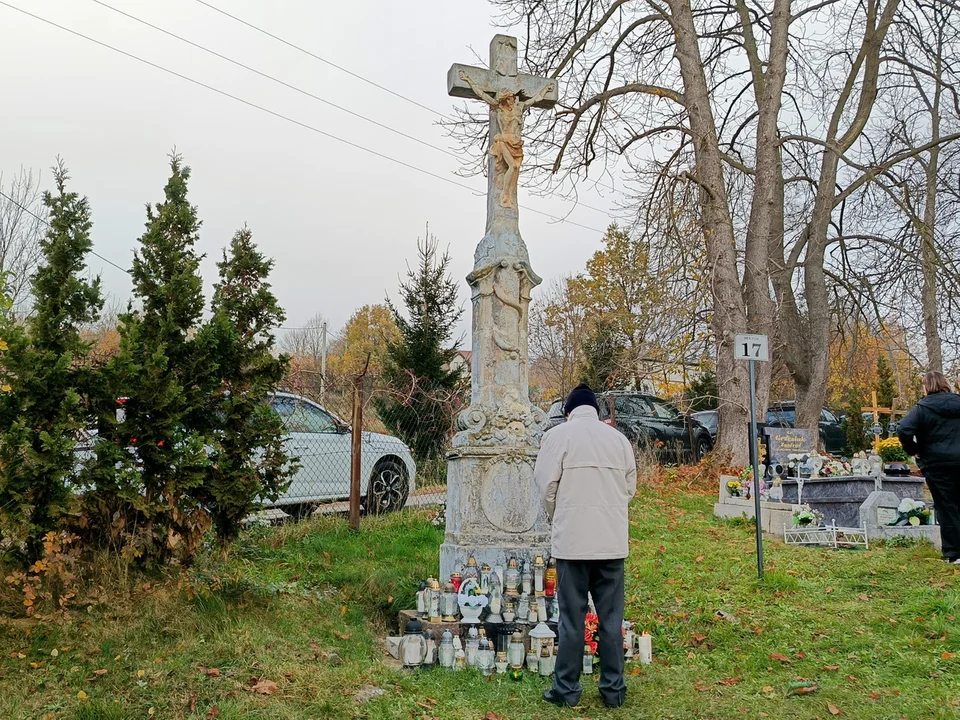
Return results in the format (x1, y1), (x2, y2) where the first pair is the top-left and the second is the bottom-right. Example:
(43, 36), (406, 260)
(88, 0), (460, 163)
(0, 188), (131, 275)
(92, 0), (615, 220)
(193, 0), (627, 206)
(192, 0), (451, 121)
(0, 1), (607, 236)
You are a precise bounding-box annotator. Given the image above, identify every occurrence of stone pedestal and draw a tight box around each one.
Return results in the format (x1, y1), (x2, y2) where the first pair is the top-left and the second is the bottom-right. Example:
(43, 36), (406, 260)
(440, 447), (550, 580)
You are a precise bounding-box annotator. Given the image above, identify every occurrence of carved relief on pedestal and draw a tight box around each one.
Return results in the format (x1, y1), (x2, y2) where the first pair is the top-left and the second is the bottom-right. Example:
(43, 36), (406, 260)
(480, 455), (539, 533)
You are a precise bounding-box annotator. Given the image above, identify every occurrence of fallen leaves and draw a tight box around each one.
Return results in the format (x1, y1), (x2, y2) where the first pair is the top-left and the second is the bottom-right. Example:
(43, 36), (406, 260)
(825, 586), (834, 594)
(717, 677), (742, 686)
(824, 664), (840, 671)
(942, 652), (957, 660)
(482, 713), (508, 720)
(334, 632), (352, 640)
(858, 593), (870, 601)
(828, 702), (842, 715)
(205, 706), (220, 719)
(199, 666), (221, 677)
(249, 677), (279, 695)
(769, 653), (792, 663)
(789, 682), (818, 695)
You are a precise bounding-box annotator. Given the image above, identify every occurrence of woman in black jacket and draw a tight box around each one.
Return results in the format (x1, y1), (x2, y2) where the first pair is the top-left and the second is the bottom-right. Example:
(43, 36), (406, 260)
(898, 372), (960, 564)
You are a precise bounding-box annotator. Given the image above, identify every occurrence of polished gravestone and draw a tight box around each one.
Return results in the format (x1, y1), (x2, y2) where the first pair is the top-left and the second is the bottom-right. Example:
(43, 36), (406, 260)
(780, 475), (927, 528)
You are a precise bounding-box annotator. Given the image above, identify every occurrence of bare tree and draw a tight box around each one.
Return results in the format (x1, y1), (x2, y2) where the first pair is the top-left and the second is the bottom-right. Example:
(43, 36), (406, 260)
(860, 0), (960, 373)
(529, 276), (588, 398)
(446, 0), (960, 460)
(0, 168), (45, 310)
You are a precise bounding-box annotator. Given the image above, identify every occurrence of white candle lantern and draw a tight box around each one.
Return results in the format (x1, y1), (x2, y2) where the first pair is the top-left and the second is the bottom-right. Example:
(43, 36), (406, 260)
(508, 631), (525, 668)
(399, 618), (427, 669)
(529, 622), (556, 658)
(533, 555), (545, 596)
(504, 557), (520, 593)
(439, 630), (455, 668)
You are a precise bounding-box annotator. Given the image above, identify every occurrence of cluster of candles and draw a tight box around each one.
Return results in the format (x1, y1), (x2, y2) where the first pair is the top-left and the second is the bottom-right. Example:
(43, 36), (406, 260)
(399, 619), (559, 677)
(415, 554), (560, 624)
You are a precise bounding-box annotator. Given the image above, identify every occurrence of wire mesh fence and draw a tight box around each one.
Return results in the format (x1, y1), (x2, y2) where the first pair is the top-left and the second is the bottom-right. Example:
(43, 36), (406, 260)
(270, 367), (459, 520)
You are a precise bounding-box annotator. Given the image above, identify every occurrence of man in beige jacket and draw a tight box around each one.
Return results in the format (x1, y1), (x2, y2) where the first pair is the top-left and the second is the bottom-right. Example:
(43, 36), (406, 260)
(535, 383), (637, 709)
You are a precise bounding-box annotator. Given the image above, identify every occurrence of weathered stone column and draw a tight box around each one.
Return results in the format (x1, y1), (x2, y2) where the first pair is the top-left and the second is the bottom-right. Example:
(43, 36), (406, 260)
(440, 35), (555, 579)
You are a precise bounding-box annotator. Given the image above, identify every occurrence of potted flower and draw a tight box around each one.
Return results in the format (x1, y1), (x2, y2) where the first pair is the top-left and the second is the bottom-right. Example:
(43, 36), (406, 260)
(457, 577), (488, 622)
(726, 479), (742, 497)
(792, 508), (824, 527)
(896, 498), (932, 526)
(877, 437), (911, 476)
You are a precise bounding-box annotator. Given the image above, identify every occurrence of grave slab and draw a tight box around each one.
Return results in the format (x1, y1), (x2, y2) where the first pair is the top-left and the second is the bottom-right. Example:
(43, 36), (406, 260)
(780, 475), (927, 528)
(859, 490), (941, 550)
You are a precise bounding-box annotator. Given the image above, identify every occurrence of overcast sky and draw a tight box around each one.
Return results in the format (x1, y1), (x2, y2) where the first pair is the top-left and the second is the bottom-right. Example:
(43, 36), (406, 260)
(1, 0), (621, 340)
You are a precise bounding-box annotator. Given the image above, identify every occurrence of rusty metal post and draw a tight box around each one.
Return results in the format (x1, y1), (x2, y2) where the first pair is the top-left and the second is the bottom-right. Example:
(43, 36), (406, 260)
(348, 354), (371, 531)
(349, 378), (362, 531)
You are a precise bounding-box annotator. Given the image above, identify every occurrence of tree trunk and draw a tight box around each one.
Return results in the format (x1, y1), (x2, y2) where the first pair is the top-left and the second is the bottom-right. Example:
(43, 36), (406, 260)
(669, 0), (750, 464)
(921, 89), (943, 373)
(738, 0), (792, 428)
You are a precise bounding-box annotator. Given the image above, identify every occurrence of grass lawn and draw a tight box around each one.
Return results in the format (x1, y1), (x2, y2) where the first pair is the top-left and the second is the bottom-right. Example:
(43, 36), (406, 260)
(1, 485), (957, 720)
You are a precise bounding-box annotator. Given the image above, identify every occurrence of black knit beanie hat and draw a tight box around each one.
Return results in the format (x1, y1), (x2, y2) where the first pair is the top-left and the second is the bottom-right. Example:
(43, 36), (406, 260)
(564, 382), (600, 416)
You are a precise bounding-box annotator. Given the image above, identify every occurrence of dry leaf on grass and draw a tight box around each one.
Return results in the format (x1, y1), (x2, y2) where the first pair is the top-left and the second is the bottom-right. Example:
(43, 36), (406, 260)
(717, 677), (742, 686)
(250, 677), (279, 695)
(199, 666), (221, 677)
(790, 683), (819, 695)
(825, 586), (834, 594)
(334, 632), (352, 640)
(942, 652), (956, 660)
(795, 651), (808, 659)
(762, 685), (774, 694)
(769, 653), (792, 663)
(205, 706), (220, 719)
(828, 703), (842, 715)
(483, 712), (509, 720)
(824, 665), (840, 671)
(858, 593), (870, 601)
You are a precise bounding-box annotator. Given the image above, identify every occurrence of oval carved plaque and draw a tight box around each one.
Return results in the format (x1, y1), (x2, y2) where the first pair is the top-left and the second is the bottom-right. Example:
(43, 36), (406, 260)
(480, 459), (538, 533)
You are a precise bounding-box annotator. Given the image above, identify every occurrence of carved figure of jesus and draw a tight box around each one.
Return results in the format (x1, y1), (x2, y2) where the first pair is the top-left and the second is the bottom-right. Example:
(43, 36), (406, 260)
(458, 69), (554, 209)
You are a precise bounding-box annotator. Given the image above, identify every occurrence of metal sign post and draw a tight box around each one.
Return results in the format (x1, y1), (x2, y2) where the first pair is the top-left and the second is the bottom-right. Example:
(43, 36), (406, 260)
(735, 333), (769, 580)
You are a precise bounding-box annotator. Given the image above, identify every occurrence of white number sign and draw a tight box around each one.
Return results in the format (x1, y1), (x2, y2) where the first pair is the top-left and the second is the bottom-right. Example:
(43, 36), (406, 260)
(734, 334), (769, 362)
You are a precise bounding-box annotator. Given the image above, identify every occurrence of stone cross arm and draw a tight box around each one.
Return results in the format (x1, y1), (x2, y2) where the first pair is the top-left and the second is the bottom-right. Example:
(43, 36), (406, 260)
(446, 35), (557, 109)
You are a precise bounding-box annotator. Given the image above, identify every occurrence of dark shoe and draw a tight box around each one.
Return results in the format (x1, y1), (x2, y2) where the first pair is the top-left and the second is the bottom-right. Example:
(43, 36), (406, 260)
(543, 689), (573, 708)
(602, 694), (625, 708)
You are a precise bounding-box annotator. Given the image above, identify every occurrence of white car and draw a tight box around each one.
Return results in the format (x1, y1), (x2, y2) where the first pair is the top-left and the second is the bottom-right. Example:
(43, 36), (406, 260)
(267, 392), (416, 517)
(73, 392), (417, 518)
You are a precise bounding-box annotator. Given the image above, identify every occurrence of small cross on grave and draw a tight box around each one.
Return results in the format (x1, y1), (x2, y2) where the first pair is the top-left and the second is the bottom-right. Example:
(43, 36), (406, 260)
(861, 390), (908, 451)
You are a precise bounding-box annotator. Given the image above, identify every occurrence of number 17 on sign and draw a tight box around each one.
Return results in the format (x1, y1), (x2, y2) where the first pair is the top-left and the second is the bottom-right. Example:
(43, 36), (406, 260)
(735, 333), (769, 580)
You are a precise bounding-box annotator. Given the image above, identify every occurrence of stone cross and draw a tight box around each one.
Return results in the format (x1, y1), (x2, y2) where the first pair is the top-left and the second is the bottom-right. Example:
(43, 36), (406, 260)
(439, 36), (557, 581)
(447, 36), (557, 218)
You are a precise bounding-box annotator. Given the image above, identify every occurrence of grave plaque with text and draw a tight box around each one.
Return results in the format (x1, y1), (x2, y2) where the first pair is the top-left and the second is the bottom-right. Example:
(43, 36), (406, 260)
(764, 428), (813, 463)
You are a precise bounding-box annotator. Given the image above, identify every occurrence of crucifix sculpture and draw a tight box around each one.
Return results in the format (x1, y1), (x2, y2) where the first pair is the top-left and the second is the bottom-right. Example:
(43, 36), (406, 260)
(439, 36), (558, 581)
(447, 35), (558, 215)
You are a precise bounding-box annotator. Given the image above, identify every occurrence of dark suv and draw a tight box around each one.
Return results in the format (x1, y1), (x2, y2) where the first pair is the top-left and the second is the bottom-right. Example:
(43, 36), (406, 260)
(765, 401), (845, 455)
(597, 391), (713, 462)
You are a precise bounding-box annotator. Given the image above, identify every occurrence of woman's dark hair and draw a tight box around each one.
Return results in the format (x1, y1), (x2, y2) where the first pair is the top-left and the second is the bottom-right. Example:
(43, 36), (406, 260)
(922, 371), (952, 395)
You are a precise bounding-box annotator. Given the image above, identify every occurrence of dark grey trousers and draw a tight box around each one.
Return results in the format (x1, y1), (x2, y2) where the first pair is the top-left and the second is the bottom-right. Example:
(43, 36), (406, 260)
(552, 558), (626, 706)
(925, 467), (960, 560)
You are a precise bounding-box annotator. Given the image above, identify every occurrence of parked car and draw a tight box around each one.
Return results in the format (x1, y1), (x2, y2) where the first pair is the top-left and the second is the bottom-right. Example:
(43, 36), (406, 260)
(597, 391), (713, 462)
(74, 392), (417, 518)
(765, 401), (845, 455)
(267, 392), (416, 517)
(546, 399), (565, 429)
(691, 409), (719, 443)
